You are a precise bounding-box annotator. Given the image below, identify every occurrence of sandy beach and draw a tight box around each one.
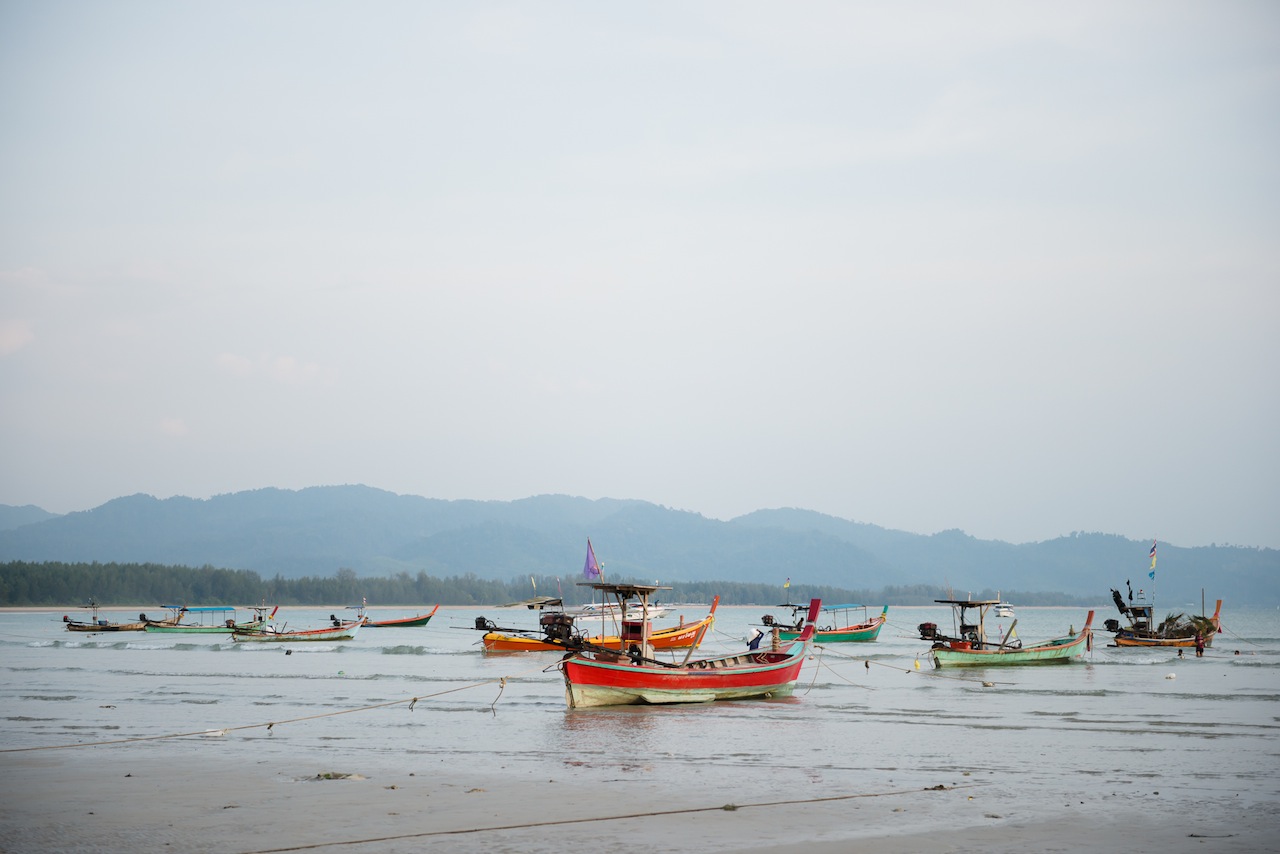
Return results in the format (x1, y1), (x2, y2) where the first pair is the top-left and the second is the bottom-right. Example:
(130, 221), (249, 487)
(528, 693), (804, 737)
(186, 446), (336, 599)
(1, 748), (1271, 854)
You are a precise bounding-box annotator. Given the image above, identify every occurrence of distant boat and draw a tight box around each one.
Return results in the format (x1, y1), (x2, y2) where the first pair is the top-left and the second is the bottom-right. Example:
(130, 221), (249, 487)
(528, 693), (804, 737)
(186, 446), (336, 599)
(364, 604), (440, 628)
(559, 582), (819, 707)
(992, 593), (1015, 618)
(918, 599), (1093, 667)
(568, 601), (672, 623)
(761, 602), (887, 643)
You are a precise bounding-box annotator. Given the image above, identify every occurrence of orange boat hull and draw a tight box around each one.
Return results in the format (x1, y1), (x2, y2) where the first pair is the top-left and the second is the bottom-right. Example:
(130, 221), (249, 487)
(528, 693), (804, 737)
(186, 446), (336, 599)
(483, 611), (715, 652)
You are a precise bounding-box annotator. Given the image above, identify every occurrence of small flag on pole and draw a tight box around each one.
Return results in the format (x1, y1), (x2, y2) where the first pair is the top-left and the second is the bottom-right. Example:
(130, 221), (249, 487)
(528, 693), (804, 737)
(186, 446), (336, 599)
(783, 577), (790, 589)
(583, 539), (601, 580)
(1149, 540), (1158, 571)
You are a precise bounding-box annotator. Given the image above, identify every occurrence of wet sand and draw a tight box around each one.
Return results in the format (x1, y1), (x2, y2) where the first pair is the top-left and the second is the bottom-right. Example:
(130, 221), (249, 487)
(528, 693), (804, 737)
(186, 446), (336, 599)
(1, 750), (1270, 854)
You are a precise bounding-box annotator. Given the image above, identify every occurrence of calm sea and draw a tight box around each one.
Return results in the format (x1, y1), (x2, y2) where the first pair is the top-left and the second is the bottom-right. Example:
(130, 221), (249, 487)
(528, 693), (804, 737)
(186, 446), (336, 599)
(3, 603), (1278, 841)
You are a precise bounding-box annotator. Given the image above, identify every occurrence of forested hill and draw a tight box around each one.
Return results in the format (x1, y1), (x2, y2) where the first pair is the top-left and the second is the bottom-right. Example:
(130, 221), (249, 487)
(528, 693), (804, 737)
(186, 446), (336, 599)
(0, 486), (1274, 604)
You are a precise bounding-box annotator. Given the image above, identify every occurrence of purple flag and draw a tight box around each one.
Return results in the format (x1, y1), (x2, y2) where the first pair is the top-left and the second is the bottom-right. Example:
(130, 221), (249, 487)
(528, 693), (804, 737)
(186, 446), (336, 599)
(583, 540), (601, 579)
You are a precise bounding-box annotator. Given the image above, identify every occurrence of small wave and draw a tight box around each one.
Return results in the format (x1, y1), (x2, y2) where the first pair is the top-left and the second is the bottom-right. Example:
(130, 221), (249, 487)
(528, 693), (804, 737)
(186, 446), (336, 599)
(380, 645), (429, 656)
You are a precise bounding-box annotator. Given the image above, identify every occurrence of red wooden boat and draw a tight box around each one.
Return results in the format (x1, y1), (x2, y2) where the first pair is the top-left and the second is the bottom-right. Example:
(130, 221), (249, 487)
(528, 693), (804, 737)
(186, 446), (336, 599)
(560, 583), (820, 708)
(365, 604), (440, 628)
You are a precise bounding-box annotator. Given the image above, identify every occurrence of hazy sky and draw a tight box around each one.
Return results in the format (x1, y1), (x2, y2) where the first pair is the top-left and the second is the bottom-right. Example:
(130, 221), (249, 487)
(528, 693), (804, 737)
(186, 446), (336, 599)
(2, 2), (1277, 549)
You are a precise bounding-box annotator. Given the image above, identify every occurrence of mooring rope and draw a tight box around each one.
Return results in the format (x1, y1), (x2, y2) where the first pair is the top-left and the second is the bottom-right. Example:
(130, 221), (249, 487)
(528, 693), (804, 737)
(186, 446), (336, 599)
(812, 641), (1018, 685)
(811, 652), (875, 691)
(0, 664), (551, 754)
(236, 782), (980, 854)
(1216, 622), (1266, 650)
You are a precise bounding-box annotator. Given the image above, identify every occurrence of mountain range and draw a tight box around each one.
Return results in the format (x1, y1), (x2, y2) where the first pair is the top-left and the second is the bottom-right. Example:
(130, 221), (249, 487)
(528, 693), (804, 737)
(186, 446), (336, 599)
(1, 485), (1275, 605)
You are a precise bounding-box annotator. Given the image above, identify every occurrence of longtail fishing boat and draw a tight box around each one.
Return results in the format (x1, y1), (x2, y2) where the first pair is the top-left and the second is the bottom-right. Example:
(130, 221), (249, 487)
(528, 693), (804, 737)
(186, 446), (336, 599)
(917, 599), (1093, 667)
(63, 599), (175, 632)
(365, 604), (440, 628)
(559, 582), (820, 708)
(143, 604), (276, 633)
(762, 602), (887, 643)
(478, 597), (719, 652)
(1104, 543), (1223, 648)
(1107, 595), (1222, 649)
(231, 614), (365, 642)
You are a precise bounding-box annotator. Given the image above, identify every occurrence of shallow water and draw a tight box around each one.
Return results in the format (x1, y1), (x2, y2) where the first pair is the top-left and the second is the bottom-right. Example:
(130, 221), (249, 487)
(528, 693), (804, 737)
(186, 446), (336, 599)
(2, 603), (1278, 840)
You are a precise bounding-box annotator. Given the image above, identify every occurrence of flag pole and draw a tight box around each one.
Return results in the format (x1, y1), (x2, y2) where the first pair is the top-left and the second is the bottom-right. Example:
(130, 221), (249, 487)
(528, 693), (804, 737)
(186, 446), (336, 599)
(1148, 539), (1158, 613)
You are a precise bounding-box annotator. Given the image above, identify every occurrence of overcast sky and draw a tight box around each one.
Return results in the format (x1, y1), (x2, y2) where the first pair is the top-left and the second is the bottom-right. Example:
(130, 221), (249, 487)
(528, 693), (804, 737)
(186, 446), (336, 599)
(2, 2), (1277, 549)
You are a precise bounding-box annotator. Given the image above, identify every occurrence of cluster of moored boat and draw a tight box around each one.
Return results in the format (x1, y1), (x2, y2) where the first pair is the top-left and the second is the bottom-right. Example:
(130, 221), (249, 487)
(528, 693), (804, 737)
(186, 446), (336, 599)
(61, 542), (1223, 708)
(62, 601), (441, 642)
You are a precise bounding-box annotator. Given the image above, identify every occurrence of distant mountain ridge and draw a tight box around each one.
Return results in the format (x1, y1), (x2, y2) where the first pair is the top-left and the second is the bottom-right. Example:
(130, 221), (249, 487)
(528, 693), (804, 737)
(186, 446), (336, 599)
(0, 486), (1274, 604)
(0, 504), (60, 531)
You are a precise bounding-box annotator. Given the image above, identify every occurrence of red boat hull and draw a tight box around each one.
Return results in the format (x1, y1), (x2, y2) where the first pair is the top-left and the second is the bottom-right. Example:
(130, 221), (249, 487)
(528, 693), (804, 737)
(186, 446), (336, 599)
(366, 605), (439, 628)
(560, 598), (821, 707)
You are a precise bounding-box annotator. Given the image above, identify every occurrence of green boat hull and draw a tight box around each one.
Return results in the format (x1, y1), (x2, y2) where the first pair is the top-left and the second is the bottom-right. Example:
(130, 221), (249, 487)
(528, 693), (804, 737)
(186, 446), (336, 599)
(144, 620), (265, 634)
(930, 618), (1093, 668)
(778, 606), (887, 643)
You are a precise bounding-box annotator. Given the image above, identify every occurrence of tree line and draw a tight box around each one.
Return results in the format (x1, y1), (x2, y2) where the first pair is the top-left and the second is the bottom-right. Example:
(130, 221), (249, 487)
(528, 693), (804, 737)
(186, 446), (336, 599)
(0, 561), (1092, 608)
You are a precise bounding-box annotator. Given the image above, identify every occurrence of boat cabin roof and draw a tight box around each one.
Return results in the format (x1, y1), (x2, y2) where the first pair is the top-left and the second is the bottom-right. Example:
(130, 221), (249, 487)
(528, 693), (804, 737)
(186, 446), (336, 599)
(500, 596), (564, 609)
(935, 598), (1001, 606)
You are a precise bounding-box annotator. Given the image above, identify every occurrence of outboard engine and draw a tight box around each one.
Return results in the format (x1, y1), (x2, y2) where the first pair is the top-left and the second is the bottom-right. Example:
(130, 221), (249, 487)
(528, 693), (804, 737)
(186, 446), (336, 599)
(918, 622), (939, 640)
(761, 614), (775, 627)
(540, 612), (576, 644)
(474, 616), (498, 632)
(1104, 618), (1121, 633)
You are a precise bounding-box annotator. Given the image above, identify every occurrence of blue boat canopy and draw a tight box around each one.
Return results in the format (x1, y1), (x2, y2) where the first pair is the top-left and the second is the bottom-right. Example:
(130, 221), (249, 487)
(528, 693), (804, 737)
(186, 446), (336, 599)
(159, 605), (236, 612)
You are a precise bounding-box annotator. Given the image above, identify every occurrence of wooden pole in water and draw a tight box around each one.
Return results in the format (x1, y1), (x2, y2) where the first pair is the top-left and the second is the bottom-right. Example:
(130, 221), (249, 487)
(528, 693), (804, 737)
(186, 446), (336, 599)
(998, 620), (1019, 650)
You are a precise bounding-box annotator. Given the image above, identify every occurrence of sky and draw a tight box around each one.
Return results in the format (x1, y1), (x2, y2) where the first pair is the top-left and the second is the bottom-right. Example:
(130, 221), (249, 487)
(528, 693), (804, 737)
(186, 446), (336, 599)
(1, 2), (1278, 549)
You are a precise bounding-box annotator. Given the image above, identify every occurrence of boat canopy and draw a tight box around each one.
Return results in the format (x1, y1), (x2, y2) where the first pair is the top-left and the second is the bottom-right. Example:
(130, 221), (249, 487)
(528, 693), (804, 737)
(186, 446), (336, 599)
(824, 604), (866, 611)
(500, 596), (564, 610)
(159, 605), (236, 612)
(578, 582), (671, 597)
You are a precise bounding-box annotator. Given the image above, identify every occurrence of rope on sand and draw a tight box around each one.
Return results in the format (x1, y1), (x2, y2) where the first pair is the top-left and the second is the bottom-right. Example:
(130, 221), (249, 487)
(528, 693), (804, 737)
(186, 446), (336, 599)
(0, 664), (551, 754)
(236, 783), (982, 854)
